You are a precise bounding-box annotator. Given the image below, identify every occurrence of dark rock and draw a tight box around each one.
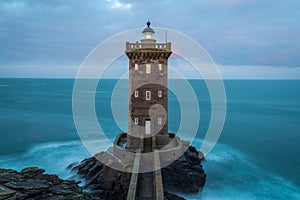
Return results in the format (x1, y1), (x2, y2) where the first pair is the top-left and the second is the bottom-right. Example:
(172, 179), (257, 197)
(5, 179), (50, 194)
(164, 191), (185, 200)
(20, 167), (45, 175)
(0, 169), (17, 174)
(49, 185), (74, 195)
(0, 167), (91, 200)
(67, 161), (79, 170)
(70, 157), (131, 200)
(69, 145), (206, 199)
(162, 146), (206, 194)
(188, 146), (199, 155)
(0, 145), (206, 199)
(0, 169), (23, 184)
(0, 186), (17, 200)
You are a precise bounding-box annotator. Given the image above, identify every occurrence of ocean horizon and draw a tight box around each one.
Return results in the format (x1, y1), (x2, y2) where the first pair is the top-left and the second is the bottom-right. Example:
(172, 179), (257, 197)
(0, 78), (299, 199)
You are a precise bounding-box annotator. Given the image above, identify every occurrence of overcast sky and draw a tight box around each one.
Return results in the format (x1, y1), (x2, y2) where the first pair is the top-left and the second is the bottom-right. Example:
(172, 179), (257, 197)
(0, 0), (299, 79)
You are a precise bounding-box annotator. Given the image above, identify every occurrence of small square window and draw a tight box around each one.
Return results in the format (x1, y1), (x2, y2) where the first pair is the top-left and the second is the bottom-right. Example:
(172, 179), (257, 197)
(146, 64), (151, 74)
(134, 91), (138, 97)
(158, 91), (162, 97)
(146, 91), (151, 100)
(158, 64), (162, 71)
(158, 118), (162, 125)
(134, 118), (138, 124)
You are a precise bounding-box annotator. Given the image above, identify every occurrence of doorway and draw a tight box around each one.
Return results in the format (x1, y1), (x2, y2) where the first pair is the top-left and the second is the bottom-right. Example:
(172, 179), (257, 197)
(144, 120), (152, 152)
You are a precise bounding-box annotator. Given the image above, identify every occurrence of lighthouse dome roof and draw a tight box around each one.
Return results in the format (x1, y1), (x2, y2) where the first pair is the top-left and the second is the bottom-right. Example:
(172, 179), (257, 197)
(142, 21), (155, 33)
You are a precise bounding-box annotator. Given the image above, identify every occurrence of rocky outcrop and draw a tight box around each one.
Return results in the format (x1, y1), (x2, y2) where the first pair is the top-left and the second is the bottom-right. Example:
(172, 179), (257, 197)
(68, 155), (131, 200)
(162, 146), (206, 193)
(0, 167), (90, 200)
(68, 145), (206, 200)
(164, 191), (185, 200)
(0, 146), (205, 200)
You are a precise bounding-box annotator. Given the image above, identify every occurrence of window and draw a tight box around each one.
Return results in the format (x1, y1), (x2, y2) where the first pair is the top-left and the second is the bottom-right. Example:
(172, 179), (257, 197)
(134, 91), (138, 97)
(145, 120), (151, 134)
(135, 64), (139, 70)
(134, 118), (138, 125)
(158, 64), (162, 71)
(146, 91), (151, 100)
(146, 64), (151, 74)
(158, 91), (162, 97)
(158, 117), (162, 125)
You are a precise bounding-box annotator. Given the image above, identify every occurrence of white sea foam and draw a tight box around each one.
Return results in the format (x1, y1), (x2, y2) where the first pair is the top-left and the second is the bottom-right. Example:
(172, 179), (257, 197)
(0, 138), (299, 199)
(180, 138), (300, 200)
(0, 84), (14, 87)
(0, 140), (97, 179)
(0, 83), (48, 87)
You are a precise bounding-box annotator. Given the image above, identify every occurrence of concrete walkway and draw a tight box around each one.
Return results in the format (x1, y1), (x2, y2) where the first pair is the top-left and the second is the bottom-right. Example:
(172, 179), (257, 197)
(127, 150), (164, 200)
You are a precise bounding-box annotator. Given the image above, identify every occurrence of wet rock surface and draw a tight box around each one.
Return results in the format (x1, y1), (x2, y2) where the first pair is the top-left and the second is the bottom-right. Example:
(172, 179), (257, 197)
(0, 167), (90, 200)
(69, 145), (206, 200)
(162, 146), (206, 193)
(69, 154), (131, 200)
(0, 146), (206, 199)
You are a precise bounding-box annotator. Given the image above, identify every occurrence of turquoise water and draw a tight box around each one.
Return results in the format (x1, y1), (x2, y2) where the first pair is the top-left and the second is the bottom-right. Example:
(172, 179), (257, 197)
(0, 78), (299, 199)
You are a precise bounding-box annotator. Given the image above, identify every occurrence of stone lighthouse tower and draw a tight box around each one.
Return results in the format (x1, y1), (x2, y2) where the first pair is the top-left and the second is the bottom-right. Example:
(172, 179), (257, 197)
(125, 22), (172, 152)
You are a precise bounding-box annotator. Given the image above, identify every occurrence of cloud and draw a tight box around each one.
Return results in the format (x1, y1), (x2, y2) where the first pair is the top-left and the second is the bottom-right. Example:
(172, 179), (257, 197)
(107, 0), (132, 10)
(2, 1), (25, 8)
(0, 0), (300, 78)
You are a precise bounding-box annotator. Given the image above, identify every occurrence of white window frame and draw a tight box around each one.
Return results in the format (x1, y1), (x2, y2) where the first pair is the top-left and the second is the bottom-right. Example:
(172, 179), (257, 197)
(158, 64), (162, 71)
(146, 64), (151, 74)
(134, 118), (138, 125)
(135, 64), (139, 70)
(158, 117), (162, 125)
(134, 91), (138, 97)
(145, 120), (151, 134)
(158, 91), (162, 97)
(146, 91), (151, 100)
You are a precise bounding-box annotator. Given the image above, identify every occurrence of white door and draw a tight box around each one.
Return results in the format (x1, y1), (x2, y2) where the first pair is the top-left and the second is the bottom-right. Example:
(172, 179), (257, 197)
(145, 120), (151, 134)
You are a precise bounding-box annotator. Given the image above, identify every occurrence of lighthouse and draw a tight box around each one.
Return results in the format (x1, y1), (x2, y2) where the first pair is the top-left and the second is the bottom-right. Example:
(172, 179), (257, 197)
(125, 22), (172, 152)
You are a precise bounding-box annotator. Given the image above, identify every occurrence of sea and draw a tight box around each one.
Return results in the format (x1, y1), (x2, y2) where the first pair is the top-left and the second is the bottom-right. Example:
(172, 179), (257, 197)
(0, 78), (299, 200)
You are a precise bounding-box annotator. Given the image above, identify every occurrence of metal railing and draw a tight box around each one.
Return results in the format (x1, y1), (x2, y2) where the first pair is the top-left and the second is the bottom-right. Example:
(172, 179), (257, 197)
(126, 42), (171, 51)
